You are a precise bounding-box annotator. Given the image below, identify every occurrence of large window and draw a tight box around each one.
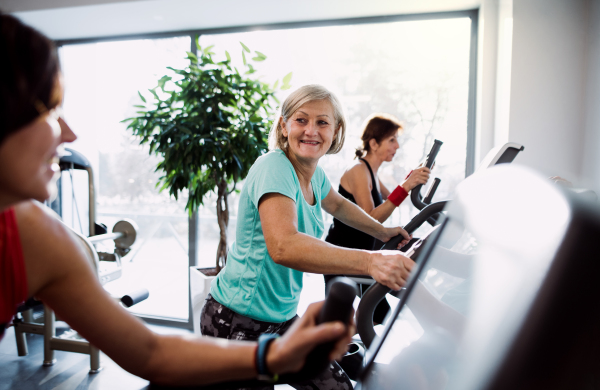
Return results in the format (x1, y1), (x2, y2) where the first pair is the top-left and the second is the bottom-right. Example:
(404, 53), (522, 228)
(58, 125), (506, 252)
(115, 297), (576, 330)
(57, 12), (476, 323)
(200, 16), (472, 243)
(59, 37), (192, 321)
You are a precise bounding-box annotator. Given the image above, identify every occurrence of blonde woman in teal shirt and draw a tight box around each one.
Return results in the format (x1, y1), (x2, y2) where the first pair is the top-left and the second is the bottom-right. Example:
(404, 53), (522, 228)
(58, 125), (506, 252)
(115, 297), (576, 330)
(202, 85), (414, 390)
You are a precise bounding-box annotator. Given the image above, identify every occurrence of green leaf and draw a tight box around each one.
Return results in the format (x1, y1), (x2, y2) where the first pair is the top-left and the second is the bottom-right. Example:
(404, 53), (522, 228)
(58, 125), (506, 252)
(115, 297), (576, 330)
(252, 56), (265, 62)
(195, 35), (201, 52)
(203, 45), (214, 54)
(138, 91), (146, 103)
(240, 41), (251, 53)
(282, 72), (293, 87)
(225, 51), (231, 62)
(242, 51), (247, 66)
(272, 80), (279, 90)
(255, 51), (267, 60)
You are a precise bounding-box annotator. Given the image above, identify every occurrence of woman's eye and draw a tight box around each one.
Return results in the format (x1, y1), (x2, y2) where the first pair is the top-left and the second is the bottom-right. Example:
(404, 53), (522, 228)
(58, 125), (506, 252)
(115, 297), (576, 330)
(318, 121), (329, 126)
(295, 118), (306, 123)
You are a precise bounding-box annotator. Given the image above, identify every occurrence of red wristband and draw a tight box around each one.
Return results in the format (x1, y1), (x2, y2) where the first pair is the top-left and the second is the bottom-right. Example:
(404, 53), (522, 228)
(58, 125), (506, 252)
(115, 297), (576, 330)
(388, 185), (408, 207)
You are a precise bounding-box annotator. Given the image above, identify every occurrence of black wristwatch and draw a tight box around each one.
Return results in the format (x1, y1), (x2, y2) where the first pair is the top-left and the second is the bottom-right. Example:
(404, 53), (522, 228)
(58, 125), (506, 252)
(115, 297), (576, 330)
(256, 333), (280, 382)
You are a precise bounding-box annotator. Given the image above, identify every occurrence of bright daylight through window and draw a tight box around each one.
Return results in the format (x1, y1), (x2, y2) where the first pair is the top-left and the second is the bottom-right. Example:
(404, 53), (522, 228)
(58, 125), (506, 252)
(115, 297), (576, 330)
(58, 16), (472, 322)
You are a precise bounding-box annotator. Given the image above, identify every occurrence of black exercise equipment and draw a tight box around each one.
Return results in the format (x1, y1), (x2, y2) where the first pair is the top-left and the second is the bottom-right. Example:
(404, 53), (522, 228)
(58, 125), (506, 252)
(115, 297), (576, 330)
(13, 148), (147, 373)
(150, 277), (358, 390)
(355, 141), (525, 350)
(357, 165), (600, 390)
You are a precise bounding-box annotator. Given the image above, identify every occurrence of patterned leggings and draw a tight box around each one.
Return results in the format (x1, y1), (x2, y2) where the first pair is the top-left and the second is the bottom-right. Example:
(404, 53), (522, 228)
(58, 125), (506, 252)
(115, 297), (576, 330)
(200, 294), (353, 390)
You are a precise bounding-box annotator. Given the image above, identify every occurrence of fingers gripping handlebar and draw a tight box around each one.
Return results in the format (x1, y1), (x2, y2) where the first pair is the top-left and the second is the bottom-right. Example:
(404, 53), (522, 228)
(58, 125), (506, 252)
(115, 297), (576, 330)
(356, 201), (447, 349)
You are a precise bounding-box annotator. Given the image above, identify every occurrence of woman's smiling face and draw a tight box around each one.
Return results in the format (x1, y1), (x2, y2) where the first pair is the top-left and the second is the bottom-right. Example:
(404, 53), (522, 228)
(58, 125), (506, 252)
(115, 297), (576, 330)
(281, 99), (337, 165)
(0, 76), (77, 206)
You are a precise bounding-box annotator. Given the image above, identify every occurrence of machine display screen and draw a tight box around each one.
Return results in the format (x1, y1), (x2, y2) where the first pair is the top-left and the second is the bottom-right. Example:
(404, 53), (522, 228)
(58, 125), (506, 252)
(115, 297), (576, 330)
(360, 216), (478, 390)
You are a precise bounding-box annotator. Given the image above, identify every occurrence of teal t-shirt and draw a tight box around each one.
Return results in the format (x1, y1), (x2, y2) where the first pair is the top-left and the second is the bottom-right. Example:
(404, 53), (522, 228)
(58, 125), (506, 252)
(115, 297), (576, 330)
(210, 149), (332, 323)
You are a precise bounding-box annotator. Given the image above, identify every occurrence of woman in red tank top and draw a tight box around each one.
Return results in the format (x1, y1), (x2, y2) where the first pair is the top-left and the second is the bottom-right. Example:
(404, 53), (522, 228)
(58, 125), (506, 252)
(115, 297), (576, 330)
(0, 13), (355, 386)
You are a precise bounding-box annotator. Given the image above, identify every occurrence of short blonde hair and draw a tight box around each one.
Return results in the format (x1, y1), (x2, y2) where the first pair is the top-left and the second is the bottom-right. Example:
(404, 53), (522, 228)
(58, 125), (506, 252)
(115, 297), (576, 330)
(268, 84), (346, 154)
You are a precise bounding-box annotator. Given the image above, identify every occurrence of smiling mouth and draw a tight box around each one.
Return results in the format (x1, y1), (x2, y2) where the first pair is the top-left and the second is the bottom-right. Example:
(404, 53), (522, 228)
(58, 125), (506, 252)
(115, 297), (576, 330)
(301, 140), (319, 145)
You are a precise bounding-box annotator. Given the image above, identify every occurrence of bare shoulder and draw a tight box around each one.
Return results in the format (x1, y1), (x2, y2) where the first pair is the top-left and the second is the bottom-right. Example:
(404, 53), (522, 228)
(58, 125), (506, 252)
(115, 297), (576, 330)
(341, 160), (372, 192)
(14, 200), (74, 245)
(14, 200), (92, 295)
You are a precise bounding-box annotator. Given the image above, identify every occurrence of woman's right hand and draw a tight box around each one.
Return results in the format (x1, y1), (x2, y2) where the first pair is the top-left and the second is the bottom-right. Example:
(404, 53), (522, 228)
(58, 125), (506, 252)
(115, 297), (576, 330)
(266, 301), (354, 375)
(367, 250), (415, 291)
(401, 167), (431, 192)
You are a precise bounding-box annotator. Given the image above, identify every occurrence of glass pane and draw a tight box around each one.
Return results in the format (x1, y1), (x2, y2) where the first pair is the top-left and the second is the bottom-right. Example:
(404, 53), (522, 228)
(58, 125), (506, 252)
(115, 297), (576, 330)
(200, 18), (471, 239)
(59, 36), (192, 321)
(199, 18), (472, 307)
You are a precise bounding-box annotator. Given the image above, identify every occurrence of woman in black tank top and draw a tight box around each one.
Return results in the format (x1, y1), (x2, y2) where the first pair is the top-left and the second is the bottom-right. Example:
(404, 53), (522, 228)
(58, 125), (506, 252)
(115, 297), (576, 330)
(324, 113), (431, 323)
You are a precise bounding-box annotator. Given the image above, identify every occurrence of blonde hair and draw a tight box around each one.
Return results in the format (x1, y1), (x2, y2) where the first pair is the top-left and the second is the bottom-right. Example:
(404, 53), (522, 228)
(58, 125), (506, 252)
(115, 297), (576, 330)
(268, 84), (346, 154)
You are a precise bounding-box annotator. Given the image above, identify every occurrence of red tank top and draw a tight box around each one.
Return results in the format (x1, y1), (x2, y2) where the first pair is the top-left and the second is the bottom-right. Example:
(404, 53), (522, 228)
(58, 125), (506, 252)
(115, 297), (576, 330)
(0, 207), (28, 340)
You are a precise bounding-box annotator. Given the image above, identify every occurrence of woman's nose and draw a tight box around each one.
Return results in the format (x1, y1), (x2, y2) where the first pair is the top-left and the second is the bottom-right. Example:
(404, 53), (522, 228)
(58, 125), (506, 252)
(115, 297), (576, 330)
(305, 121), (318, 136)
(58, 117), (77, 143)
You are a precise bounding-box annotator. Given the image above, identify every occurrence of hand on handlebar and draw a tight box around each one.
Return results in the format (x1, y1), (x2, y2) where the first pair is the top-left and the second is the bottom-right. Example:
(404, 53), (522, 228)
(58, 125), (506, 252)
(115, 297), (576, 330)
(378, 226), (412, 248)
(266, 301), (355, 375)
(401, 167), (431, 192)
(367, 251), (415, 291)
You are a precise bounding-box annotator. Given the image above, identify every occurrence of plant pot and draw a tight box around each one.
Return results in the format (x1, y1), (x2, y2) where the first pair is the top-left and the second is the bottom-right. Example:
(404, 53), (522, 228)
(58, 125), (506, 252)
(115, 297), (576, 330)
(190, 267), (218, 334)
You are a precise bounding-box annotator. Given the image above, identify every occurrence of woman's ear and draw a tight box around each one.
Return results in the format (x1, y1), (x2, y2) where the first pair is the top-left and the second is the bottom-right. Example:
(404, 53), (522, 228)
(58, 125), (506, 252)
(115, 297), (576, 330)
(280, 117), (288, 137)
(369, 138), (379, 151)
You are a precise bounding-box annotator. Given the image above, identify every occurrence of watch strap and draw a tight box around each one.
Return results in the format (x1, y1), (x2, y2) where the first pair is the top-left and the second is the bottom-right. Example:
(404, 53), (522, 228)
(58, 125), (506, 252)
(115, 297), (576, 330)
(256, 333), (280, 382)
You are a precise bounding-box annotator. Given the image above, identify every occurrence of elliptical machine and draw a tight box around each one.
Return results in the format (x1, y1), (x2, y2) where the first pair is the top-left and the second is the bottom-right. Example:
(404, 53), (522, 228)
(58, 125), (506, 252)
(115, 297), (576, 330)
(347, 141), (524, 376)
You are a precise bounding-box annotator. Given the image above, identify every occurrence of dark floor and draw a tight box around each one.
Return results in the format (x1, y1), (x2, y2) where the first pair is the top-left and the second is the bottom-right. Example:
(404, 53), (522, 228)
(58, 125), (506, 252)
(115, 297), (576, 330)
(0, 324), (189, 390)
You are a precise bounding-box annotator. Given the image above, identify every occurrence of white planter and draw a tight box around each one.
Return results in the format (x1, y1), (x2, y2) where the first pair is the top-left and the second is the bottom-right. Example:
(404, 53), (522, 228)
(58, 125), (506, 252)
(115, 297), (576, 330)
(190, 267), (217, 335)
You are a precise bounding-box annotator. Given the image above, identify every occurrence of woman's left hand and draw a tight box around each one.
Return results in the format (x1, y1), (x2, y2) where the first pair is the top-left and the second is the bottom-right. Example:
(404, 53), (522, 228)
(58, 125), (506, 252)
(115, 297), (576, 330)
(401, 167), (431, 192)
(378, 226), (412, 248)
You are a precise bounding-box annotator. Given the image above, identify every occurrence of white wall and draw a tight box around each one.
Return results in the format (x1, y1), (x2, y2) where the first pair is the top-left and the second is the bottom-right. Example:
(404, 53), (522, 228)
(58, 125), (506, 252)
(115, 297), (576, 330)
(507, 0), (588, 181)
(583, 0), (600, 194)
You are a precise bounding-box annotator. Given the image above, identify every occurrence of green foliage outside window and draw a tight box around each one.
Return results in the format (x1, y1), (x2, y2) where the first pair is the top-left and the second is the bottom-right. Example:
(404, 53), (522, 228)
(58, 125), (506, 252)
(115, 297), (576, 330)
(123, 37), (291, 271)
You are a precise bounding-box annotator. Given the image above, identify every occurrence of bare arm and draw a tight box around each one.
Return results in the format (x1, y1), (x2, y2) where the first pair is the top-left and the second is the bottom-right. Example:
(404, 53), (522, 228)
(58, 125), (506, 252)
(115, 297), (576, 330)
(15, 201), (350, 386)
(322, 187), (408, 243)
(341, 164), (396, 223)
(259, 193), (413, 290)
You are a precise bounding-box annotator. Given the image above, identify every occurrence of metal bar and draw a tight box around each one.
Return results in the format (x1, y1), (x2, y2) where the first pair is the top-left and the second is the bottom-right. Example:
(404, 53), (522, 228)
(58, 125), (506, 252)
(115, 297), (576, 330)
(87, 232), (124, 243)
(86, 166), (96, 236)
(43, 305), (56, 366)
(55, 9), (478, 46)
(465, 9), (479, 176)
(138, 315), (194, 330)
(14, 322), (44, 335)
(49, 338), (92, 354)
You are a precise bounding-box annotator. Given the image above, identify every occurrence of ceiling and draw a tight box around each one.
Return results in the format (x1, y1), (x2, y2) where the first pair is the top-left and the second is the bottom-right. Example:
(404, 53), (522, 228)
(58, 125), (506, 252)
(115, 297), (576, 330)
(3, 0), (481, 41)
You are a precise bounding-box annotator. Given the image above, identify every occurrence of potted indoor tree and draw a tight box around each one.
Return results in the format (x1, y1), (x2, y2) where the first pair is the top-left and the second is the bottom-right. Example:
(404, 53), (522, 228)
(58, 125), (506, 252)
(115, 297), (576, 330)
(123, 39), (290, 331)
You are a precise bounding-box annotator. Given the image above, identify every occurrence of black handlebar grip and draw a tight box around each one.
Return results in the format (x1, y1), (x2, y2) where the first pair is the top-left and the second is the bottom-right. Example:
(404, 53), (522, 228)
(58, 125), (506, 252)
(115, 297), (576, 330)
(279, 277), (358, 382)
(423, 177), (441, 204)
(121, 288), (150, 308)
(380, 202), (448, 251)
(148, 279), (359, 390)
(411, 140), (443, 210)
(424, 139), (443, 169)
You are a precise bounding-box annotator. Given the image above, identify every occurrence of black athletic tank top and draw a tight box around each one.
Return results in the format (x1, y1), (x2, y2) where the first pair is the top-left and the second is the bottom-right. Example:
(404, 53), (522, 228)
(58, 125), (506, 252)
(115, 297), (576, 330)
(325, 159), (383, 250)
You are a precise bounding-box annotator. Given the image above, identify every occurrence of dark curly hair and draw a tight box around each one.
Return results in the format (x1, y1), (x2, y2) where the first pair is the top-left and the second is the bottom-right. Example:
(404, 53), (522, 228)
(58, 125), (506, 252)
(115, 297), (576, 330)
(0, 12), (61, 144)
